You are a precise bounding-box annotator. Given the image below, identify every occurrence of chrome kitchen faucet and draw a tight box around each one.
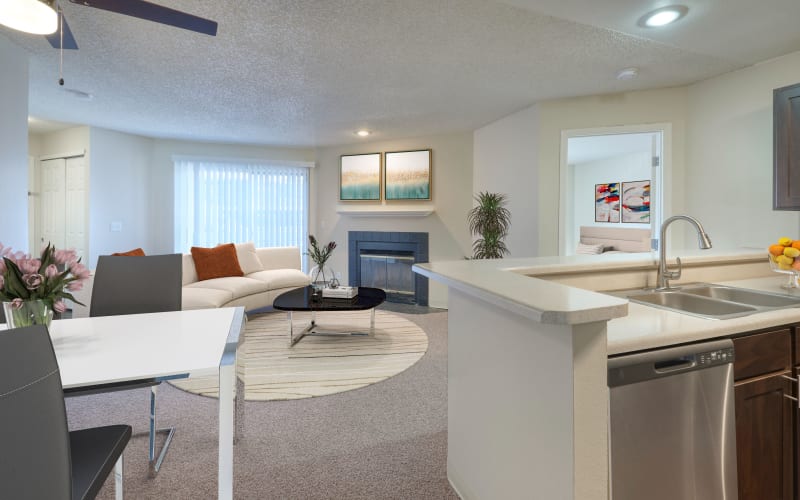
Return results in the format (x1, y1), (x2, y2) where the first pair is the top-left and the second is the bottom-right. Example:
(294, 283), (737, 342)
(656, 215), (712, 290)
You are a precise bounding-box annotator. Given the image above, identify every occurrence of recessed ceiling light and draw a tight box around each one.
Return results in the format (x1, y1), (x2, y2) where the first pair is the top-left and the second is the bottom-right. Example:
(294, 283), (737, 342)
(638, 5), (688, 28)
(616, 67), (639, 80)
(355, 130), (371, 137)
(0, 0), (57, 35)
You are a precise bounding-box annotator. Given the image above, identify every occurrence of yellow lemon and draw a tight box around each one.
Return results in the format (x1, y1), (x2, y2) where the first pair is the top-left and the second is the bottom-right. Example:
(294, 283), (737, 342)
(776, 255), (794, 267)
(779, 237), (793, 246)
(784, 247), (800, 258)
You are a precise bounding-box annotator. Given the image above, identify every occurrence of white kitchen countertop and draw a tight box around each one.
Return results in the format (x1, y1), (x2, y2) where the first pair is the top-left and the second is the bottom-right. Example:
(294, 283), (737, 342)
(414, 250), (800, 355)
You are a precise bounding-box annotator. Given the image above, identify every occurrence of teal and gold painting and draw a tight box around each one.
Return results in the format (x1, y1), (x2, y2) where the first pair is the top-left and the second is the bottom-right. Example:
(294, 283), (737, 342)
(385, 150), (431, 201)
(340, 153), (381, 201)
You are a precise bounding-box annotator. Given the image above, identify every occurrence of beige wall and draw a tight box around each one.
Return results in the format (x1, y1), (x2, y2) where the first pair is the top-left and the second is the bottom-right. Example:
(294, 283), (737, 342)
(0, 36), (29, 251)
(473, 105), (539, 257)
(89, 127), (154, 266)
(314, 132), (473, 308)
(686, 51), (800, 249)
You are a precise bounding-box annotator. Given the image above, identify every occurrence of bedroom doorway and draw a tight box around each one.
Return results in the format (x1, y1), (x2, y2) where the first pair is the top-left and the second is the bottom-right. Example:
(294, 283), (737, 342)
(559, 124), (668, 256)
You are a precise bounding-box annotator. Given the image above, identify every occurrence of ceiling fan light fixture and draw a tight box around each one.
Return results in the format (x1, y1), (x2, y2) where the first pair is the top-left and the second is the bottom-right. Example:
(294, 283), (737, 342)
(355, 130), (371, 137)
(638, 5), (688, 28)
(0, 0), (58, 35)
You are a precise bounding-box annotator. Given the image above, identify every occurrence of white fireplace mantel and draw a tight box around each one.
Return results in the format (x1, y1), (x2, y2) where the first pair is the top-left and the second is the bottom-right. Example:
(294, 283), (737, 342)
(336, 206), (434, 217)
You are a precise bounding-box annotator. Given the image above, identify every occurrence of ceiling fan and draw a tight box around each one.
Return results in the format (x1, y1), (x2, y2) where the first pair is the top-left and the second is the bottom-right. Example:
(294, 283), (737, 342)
(0, 0), (218, 51)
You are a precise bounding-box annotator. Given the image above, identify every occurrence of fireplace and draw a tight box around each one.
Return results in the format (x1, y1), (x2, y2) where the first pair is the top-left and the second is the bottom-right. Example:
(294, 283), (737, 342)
(348, 231), (429, 306)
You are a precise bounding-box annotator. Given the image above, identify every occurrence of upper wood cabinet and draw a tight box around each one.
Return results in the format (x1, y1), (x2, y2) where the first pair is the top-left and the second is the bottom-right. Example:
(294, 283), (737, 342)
(774, 83), (800, 210)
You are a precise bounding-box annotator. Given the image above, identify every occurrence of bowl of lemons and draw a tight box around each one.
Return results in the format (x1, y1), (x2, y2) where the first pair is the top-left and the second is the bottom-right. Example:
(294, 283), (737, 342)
(768, 237), (800, 288)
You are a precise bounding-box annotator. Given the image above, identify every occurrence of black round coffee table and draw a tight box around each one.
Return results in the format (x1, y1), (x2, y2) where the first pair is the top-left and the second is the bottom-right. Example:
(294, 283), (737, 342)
(273, 286), (386, 346)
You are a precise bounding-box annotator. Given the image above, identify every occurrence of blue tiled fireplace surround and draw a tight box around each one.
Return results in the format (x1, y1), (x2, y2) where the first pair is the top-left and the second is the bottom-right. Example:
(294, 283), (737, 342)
(348, 231), (429, 306)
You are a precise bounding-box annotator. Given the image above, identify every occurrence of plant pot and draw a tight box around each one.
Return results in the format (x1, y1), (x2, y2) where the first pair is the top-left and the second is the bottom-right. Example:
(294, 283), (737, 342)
(2, 300), (54, 329)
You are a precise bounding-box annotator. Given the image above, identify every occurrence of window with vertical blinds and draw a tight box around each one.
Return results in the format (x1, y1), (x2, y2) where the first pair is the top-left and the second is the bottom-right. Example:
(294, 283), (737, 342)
(174, 158), (310, 257)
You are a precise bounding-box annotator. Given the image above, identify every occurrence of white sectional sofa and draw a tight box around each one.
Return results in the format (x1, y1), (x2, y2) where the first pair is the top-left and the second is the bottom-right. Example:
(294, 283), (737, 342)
(71, 245), (310, 317)
(182, 246), (310, 311)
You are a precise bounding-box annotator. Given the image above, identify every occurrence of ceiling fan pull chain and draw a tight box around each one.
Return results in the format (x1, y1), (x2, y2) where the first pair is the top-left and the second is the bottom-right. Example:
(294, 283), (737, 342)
(58, 4), (64, 86)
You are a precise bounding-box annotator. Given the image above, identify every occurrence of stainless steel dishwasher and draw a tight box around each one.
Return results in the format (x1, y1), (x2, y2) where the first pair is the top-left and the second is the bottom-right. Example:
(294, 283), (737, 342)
(608, 339), (737, 500)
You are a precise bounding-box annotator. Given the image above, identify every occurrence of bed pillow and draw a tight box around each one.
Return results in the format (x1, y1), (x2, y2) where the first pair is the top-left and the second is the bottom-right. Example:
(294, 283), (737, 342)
(235, 242), (264, 275)
(576, 243), (605, 255)
(111, 248), (146, 256)
(191, 243), (244, 281)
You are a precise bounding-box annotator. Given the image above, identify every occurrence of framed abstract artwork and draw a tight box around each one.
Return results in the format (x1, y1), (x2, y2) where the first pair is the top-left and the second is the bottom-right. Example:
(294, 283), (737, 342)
(621, 180), (651, 223)
(340, 153), (381, 201)
(595, 182), (620, 223)
(384, 149), (431, 201)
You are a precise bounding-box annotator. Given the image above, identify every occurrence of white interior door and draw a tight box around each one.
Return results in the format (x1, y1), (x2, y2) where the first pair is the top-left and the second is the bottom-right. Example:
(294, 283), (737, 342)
(65, 156), (87, 260)
(37, 156), (87, 260)
(40, 158), (66, 250)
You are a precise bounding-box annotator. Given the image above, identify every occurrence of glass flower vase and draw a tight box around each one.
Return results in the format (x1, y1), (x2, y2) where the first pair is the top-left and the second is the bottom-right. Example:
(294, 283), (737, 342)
(2, 300), (54, 329)
(309, 264), (335, 290)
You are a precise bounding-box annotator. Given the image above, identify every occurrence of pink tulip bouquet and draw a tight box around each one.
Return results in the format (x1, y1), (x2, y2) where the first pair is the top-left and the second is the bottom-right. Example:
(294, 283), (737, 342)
(0, 242), (90, 317)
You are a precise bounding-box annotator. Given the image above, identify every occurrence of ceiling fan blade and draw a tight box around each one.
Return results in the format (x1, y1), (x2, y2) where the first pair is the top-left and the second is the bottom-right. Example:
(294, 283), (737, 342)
(45, 13), (79, 50)
(68, 0), (218, 36)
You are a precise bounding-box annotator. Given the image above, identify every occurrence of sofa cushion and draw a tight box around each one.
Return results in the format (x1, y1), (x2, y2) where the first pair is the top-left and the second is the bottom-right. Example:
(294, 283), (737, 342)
(255, 247), (302, 271)
(182, 287), (233, 310)
(111, 248), (145, 256)
(182, 254), (198, 285)
(185, 276), (269, 300)
(191, 243), (244, 281)
(247, 269), (310, 290)
(235, 242), (264, 275)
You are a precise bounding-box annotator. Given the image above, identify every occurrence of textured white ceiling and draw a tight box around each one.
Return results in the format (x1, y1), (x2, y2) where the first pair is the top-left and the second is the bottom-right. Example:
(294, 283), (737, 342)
(2, 0), (798, 147)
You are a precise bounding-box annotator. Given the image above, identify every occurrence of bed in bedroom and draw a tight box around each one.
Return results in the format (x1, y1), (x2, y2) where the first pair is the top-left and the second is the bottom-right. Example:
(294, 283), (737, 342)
(577, 226), (652, 254)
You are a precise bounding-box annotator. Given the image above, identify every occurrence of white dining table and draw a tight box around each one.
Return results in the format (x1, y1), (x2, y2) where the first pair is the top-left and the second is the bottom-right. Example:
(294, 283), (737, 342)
(10, 307), (246, 500)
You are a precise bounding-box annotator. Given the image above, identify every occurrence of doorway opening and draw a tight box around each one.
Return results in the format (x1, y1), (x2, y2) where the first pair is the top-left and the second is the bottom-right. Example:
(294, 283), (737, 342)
(559, 124), (669, 256)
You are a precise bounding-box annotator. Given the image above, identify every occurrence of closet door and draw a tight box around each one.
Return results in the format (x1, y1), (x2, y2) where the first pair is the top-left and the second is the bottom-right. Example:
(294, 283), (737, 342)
(37, 156), (87, 260)
(40, 158), (66, 250)
(64, 156), (87, 259)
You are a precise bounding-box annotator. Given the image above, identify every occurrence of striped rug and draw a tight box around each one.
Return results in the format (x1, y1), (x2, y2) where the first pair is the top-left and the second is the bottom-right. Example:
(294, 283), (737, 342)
(169, 309), (429, 401)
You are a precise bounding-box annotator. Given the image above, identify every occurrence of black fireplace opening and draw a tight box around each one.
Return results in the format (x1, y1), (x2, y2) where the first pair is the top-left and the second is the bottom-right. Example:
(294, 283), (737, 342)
(360, 250), (416, 304)
(348, 231), (428, 306)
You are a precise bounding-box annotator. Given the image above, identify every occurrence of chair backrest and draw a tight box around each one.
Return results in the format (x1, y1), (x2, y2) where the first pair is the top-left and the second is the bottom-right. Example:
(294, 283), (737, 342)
(0, 325), (71, 500)
(91, 254), (183, 317)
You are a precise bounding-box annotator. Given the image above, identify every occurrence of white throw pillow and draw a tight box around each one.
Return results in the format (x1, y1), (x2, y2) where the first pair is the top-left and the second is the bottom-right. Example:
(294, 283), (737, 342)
(235, 242), (264, 274)
(576, 243), (604, 255)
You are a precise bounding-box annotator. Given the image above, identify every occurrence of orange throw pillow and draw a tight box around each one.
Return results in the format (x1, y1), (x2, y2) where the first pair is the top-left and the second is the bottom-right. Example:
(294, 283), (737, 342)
(111, 248), (146, 256)
(191, 243), (244, 281)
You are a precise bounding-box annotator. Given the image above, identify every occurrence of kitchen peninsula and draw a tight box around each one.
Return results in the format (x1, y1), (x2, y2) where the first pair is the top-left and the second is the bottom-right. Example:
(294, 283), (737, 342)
(414, 250), (795, 500)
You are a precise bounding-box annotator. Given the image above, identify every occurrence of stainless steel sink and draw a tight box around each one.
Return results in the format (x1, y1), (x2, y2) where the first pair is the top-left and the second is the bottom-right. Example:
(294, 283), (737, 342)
(616, 283), (800, 320)
(681, 284), (800, 308)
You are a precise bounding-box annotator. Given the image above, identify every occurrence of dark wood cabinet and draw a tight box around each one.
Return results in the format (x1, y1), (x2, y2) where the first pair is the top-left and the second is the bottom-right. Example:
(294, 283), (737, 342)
(735, 373), (794, 499)
(774, 83), (800, 210)
(733, 329), (794, 499)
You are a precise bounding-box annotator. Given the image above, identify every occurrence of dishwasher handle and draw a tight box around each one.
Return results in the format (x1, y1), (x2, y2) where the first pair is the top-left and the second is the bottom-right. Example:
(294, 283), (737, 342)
(609, 338), (734, 387)
(653, 356), (696, 373)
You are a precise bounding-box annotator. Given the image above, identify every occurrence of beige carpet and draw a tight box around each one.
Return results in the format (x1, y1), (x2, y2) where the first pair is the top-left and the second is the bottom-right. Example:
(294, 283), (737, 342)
(169, 309), (429, 400)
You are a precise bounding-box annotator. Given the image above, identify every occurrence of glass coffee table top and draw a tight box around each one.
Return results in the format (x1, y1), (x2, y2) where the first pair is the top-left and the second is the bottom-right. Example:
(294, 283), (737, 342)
(273, 286), (386, 312)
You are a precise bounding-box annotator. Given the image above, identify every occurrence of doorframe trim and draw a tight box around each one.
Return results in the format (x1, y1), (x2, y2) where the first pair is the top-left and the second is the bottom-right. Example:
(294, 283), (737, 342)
(39, 149), (85, 161)
(558, 123), (672, 256)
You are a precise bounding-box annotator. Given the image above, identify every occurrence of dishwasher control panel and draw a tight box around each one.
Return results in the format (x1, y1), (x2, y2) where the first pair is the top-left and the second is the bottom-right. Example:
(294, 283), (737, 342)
(697, 347), (735, 367)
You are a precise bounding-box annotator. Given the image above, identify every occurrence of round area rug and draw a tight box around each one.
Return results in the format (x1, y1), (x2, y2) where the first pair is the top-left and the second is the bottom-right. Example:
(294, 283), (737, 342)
(169, 309), (429, 401)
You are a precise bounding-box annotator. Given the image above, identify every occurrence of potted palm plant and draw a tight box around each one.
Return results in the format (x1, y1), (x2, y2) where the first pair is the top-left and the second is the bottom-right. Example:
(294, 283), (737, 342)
(467, 191), (511, 259)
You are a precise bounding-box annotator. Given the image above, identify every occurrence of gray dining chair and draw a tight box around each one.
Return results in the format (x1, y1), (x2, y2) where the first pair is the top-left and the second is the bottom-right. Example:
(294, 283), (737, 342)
(0, 324), (132, 500)
(64, 253), (183, 476)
